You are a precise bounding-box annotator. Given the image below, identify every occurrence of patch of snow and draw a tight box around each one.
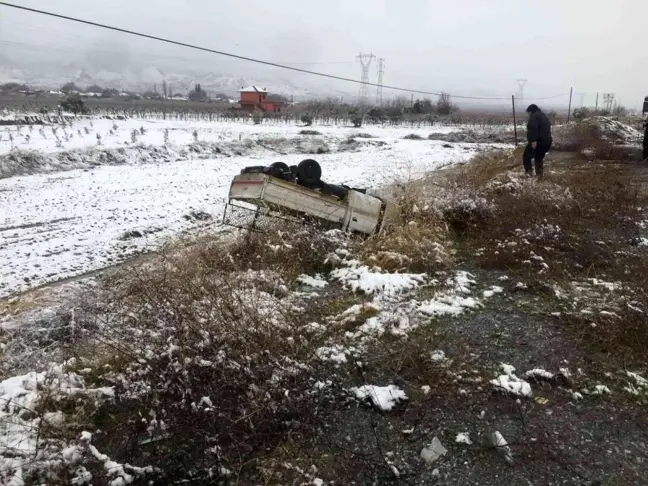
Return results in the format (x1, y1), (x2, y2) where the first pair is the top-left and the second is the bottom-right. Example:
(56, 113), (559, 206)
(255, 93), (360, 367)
(350, 384), (408, 411)
(448, 270), (476, 294)
(430, 350), (447, 362)
(455, 432), (472, 445)
(623, 371), (648, 396)
(315, 345), (350, 365)
(490, 363), (532, 397)
(297, 274), (328, 288)
(491, 431), (513, 463)
(331, 263), (425, 297)
(421, 385), (431, 395)
(592, 384), (611, 395)
(524, 368), (555, 380)
(418, 294), (480, 317)
(588, 278), (619, 292)
(0, 364), (114, 485)
(482, 285), (503, 298)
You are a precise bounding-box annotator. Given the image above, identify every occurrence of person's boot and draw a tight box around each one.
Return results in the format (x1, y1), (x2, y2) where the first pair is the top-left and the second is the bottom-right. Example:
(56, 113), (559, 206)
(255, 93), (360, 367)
(525, 170), (534, 178)
(536, 170), (544, 180)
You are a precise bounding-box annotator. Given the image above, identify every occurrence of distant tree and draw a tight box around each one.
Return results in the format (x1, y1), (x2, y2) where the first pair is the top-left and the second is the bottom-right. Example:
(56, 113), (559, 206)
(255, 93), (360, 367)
(351, 115), (363, 127)
(213, 92), (230, 101)
(61, 82), (80, 94)
(252, 113), (263, 125)
(412, 98), (435, 114)
(86, 84), (103, 93)
(301, 115), (313, 126)
(60, 93), (86, 115)
(436, 92), (457, 115)
(188, 89), (208, 102)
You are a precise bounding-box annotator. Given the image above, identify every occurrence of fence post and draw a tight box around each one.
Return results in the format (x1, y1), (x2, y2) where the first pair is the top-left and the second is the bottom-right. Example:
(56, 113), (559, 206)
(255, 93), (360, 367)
(512, 95), (518, 146)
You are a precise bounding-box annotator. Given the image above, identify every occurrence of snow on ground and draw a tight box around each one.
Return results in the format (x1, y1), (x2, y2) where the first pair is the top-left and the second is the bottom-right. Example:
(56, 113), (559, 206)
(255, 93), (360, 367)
(0, 117), (504, 298)
(350, 384), (408, 411)
(490, 363), (532, 397)
(330, 260), (427, 296)
(0, 117), (464, 156)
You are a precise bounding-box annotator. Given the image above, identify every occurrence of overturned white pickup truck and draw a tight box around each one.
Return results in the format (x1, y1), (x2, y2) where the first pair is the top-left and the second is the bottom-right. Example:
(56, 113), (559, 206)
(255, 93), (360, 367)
(222, 159), (388, 235)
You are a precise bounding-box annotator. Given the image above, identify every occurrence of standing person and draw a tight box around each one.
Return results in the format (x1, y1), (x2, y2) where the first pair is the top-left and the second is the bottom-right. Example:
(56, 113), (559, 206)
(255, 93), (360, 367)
(643, 117), (647, 161)
(523, 104), (553, 178)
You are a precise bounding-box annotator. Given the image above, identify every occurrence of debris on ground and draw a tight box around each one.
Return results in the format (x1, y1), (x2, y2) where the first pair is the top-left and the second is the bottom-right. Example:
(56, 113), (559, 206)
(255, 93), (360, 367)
(420, 437), (448, 464)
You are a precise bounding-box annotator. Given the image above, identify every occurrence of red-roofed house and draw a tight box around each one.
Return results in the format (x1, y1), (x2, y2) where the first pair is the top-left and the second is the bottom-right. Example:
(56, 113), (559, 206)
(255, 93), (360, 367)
(239, 86), (284, 113)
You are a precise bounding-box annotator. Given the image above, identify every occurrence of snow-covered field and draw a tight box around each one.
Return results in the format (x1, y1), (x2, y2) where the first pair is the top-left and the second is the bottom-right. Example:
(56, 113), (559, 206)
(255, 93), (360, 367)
(0, 117), (462, 156)
(0, 117), (505, 298)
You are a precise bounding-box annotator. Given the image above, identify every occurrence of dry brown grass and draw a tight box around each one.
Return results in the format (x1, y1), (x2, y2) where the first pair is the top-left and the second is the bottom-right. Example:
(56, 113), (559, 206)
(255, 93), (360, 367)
(429, 148), (648, 369)
(361, 184), (453, 273)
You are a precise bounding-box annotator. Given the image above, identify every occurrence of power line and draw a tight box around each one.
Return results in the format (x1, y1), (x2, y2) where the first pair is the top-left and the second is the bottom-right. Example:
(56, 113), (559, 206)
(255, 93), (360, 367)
(0, 2), (518, 101)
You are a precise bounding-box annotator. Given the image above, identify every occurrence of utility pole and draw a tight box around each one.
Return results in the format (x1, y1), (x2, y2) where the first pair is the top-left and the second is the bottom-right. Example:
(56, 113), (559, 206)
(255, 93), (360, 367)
(567, 87), (573, 122)
(410, 93), (414, 108)
(376, 58), (385, 106)
(595, 92), (599, 111)
(516, 79), (527, 106)
(603, 93), (615, 112)
(356, 52), (375, 105)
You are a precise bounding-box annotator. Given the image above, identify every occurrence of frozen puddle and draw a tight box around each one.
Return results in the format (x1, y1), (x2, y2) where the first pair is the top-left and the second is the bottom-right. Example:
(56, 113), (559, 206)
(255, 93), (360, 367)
(1, 136), (483, 298)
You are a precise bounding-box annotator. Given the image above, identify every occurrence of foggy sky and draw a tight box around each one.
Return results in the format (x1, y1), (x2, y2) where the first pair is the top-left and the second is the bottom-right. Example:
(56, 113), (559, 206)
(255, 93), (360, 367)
(1, 0), (647, 108)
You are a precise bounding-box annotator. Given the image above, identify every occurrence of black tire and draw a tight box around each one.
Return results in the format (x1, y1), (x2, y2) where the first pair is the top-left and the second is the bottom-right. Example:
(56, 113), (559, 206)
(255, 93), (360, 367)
(270, 161), (290, 172)
(297, 159), (322, 185)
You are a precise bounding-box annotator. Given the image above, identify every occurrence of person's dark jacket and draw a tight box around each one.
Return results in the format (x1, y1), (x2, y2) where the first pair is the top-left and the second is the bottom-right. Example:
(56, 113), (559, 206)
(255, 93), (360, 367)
(527, 110), (552, 144)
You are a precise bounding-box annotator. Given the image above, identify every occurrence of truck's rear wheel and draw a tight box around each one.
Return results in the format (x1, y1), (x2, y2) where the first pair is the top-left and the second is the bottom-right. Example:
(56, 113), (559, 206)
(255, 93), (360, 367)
(270, 161), (290, 172)
(297, 159), (322, 185)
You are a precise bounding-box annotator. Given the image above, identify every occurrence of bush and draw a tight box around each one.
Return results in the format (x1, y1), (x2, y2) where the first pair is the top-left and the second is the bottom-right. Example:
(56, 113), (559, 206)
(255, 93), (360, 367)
(403, 133), (424, 140)
(301, 115), (313, 126)
(572, 107), (591, 120)
(351, 115), (363, 127)
(299, 129), (322, 135)
(367, 107), (385, 122)
(252, 113), (263, 125)
(60, 93), (86, 115)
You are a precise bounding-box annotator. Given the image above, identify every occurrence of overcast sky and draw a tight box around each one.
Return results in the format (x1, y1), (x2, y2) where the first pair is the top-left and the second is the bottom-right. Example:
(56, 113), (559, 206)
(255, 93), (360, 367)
(1, 0), (647, 108)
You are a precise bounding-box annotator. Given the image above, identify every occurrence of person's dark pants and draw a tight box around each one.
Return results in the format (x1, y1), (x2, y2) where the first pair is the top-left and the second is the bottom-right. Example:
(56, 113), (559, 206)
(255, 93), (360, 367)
(523, 141), (552, 176)
(643, 123), (647, 161)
